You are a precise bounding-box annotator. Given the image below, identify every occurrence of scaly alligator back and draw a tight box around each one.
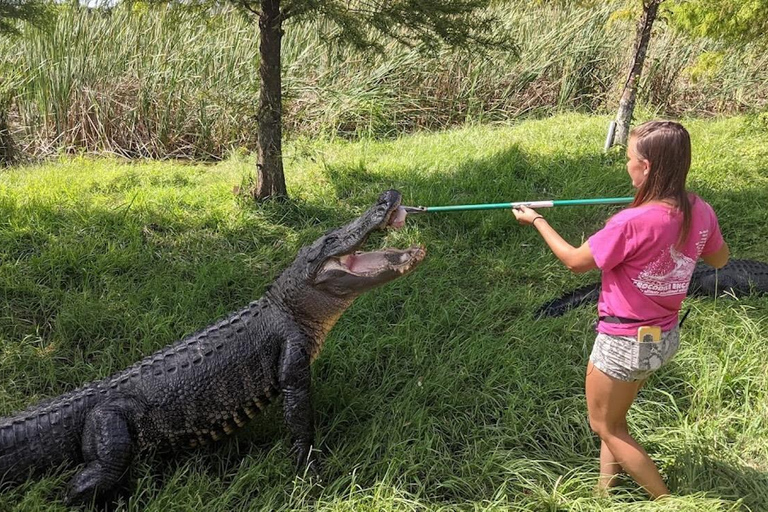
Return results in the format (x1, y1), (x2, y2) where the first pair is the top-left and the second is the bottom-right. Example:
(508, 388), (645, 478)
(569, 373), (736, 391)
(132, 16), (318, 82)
(689, 258), (768, 297)
(108, 298), (285, 452)
(0, 296), (280, 482)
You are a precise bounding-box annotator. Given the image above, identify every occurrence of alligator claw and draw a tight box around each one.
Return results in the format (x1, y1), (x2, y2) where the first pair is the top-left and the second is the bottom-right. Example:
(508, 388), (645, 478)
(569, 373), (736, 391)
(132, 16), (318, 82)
(299, 459), (322, 483)
(293, 443), (322, 479)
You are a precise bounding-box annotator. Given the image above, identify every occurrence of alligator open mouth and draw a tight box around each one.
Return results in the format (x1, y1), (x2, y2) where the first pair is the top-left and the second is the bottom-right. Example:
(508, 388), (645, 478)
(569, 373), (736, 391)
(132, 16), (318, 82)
(316, 201), (425, 292)
(324, 205), (425, 277)
(336, 244), (426, 276)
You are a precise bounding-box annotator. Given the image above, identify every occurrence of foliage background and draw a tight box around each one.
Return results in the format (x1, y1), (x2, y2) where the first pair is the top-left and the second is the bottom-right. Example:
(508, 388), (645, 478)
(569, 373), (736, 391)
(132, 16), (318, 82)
(1, 2), (767, 160)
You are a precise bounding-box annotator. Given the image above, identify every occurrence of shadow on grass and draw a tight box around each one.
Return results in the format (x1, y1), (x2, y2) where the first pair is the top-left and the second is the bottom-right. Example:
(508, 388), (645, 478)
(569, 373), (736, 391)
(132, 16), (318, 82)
(666, 451), (768, 510)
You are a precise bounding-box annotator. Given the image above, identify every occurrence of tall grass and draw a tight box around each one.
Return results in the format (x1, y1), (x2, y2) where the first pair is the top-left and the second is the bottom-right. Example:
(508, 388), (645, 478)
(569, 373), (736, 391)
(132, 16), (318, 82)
(0, 114), (767, 510)
(5, 4), (262, 159)
(2, 2), (768, 160)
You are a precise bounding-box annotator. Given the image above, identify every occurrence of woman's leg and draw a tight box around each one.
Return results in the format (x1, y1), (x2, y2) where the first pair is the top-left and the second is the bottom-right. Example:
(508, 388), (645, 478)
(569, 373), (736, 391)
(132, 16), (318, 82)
(594, 374), (648, 491)
(586, 361), (669, 499)
(597, 439), (622, 492)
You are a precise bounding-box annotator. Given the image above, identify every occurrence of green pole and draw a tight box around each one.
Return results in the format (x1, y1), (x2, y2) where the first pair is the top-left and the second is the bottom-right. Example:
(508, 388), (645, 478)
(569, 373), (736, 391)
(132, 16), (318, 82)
(404, 196), (634, 214)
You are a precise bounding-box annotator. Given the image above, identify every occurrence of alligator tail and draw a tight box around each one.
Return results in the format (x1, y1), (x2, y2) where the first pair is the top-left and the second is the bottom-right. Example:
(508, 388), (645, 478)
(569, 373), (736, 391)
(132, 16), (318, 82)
(0, 386), (102, 484)
(535, 282), (602, 318)
(536, 258), (768, 318)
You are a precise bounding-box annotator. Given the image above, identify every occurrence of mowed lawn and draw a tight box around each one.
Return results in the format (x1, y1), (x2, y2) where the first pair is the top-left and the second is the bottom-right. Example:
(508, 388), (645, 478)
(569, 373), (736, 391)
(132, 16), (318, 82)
(0, 114), (766, 511)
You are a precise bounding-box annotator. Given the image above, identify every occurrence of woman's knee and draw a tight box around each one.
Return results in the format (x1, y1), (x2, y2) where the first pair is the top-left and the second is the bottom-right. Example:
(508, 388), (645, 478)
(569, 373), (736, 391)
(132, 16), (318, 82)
(589, 416), (626, 439)
(588, 416), (604, 436)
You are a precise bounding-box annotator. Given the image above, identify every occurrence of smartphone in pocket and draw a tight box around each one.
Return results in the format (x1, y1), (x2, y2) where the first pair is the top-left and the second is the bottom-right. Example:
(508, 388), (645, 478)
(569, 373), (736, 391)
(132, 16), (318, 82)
(638, 326), (661, 343)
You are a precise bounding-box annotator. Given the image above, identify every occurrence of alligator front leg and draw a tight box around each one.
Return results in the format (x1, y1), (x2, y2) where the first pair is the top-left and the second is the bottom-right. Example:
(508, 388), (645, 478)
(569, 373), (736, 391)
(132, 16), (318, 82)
(279, 331), (318, 474)
(66, 397), (138, 505)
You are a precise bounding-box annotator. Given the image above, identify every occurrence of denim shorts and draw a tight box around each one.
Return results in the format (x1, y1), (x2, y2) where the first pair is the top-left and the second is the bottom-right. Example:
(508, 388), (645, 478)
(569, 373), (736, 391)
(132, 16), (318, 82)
(589, 327), (680, 382)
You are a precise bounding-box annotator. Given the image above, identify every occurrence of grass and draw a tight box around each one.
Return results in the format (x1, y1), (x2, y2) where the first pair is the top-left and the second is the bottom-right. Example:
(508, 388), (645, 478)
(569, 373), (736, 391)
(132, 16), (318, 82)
(0, 113), (767, 510)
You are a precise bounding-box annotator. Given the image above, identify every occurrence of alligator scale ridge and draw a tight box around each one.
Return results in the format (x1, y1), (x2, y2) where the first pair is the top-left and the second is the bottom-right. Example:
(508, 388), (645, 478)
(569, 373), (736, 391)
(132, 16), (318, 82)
(535, 258), (768, 318)
(0, 190), (424, 504)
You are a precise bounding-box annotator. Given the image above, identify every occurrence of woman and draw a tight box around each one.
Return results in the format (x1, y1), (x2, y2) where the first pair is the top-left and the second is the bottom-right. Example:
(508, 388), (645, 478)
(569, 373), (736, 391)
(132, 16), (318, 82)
(513, 121), (729, 498)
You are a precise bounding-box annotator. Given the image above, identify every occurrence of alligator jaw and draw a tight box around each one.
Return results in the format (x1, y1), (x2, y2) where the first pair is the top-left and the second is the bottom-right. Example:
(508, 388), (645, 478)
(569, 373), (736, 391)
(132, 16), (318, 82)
(322, 199), (423, 279)
(312, 192), (425, 296)
(314, 241), (425, 294)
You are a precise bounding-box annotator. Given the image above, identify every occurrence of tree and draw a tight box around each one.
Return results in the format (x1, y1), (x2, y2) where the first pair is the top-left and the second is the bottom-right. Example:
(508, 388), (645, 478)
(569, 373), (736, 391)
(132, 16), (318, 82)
(606, 0), (768, 149)
(607, 0), (663, 149)
(0, 0), (51, 35)
(230, 0), (503, 201)
(672, 0), (768, 45)
(1, 0), (54, 165)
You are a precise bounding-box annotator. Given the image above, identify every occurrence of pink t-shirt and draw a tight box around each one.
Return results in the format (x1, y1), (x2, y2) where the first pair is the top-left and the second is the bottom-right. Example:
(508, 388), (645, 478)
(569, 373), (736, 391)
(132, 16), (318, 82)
(587, 194), (724, 335)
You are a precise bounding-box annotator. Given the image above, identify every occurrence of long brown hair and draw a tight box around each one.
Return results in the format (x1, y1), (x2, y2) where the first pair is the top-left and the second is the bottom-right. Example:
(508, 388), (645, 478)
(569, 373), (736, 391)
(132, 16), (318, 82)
(629, 120), (691, 248)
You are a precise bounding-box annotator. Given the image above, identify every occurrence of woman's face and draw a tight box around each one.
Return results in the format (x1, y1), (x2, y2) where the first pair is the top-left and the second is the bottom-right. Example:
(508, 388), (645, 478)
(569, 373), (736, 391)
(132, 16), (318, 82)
(626, 137), (650, 188)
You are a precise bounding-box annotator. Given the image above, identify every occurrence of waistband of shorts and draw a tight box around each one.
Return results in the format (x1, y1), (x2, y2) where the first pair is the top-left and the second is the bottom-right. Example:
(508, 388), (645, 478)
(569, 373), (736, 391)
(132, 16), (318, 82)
(600, 315), (643, 324)
(599, 309), (690, 329)
(595, 319), (680, 336)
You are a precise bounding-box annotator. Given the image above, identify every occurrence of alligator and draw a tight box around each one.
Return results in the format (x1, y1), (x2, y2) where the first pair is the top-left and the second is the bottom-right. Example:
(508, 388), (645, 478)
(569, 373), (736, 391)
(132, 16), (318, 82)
(535, 258), (768, 318)
(0, 189), (424, 504)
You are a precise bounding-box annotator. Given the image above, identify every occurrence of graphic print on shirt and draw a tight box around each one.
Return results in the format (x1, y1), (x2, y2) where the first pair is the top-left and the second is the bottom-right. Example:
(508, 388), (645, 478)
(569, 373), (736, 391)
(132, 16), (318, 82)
(633, 246), (696, 296)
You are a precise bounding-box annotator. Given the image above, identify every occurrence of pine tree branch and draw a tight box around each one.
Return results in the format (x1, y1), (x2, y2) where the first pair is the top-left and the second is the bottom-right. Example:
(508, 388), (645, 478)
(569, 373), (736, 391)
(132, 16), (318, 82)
(236, 0), (262, 18)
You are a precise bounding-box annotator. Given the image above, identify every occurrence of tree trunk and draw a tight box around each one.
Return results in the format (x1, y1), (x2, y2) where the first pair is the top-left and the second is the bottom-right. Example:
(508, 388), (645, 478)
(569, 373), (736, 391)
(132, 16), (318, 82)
(611, 0), (661, 148)
(251, 0), (287, 201)
(0, 100), (14, 167)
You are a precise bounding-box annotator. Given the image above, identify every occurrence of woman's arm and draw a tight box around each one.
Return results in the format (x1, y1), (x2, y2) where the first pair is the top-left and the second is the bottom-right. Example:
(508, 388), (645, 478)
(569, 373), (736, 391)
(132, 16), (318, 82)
(701, 241), (730, 269)
(512, 206), (597, 274)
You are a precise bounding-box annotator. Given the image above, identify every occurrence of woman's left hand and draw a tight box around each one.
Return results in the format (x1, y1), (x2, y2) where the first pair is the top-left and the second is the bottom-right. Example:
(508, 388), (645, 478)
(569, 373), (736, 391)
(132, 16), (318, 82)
(512, 205), (542, 225)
